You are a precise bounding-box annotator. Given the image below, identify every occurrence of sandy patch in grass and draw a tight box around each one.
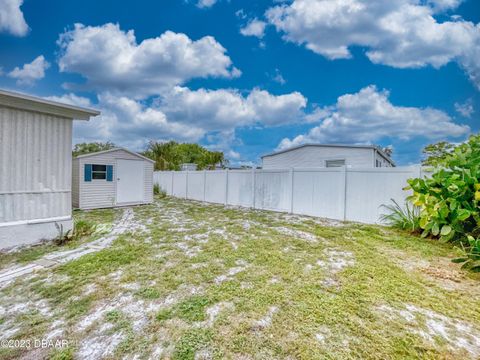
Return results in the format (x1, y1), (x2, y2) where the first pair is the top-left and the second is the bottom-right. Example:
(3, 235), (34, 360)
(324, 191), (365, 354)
(274, 226), (318, 243)
(215, 260), (249, 284)
(379, 303), (480, 358)
(77, 330), (125, 359)
(315, 249), (355, 286)
(252, 306), (279, 331)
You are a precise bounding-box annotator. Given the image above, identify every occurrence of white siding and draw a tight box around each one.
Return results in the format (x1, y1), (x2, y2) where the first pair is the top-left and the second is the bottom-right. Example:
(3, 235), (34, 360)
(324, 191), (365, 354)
(375, 151), (393, 167)
(0, 107), (72, 223)
(76, 149), (153, 209)
(262, 146), (374, 169)
(72, 158), (80, 208)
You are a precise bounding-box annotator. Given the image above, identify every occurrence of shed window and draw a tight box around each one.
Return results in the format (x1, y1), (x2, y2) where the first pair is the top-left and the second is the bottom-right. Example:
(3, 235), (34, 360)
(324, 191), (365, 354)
(92, 164), (107, 180)
(326, 159), (345, 168)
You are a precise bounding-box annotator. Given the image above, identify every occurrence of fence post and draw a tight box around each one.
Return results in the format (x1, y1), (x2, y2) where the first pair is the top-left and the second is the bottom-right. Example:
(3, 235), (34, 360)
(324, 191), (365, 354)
(225, 169), (229, 205)
(342, 166), (347, 221)
(203, 169), (207, 202)
(171, 171), (174, 196)
(185, 170), (189, 199)
(251, 167), (256, 209)
(289, 168), (294, 214)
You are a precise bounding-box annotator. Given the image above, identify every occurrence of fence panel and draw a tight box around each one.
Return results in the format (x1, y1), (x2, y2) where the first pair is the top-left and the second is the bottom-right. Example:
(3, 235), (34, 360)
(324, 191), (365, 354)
(292, 168), (345, 220)
(155, 172), (173, 195)
(254, 170), (290, 212)
(172, 172), (187, 198)
(187, 171), (205, 201)
(154, 166), (421, 224)
(227, 170), (253, 207)
(345, 167), (418, 223)
(205, 170), (227, 204)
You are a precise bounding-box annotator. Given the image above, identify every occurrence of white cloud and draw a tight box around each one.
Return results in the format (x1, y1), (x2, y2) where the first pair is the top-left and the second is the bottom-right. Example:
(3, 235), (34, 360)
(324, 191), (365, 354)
(240, 18), (267, 38)
(454, 99), (474, 118)
(8, 56), (50, 85)
(57, 23), (240, 98)
(0, 0), (28, 36)
(53, 86), (306, 152)
(277, 85), (470, 150)
(271, 68), (286, 84)
(266, 0), (480, 89)
(158, 86), (307, 129)
(197, 0), (218, 8)
(45, 93), (94, 108)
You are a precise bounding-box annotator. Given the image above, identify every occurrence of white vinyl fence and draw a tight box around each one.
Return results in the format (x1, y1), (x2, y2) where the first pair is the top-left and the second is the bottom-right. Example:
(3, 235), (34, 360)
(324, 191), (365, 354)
(154, 166), (424, 224)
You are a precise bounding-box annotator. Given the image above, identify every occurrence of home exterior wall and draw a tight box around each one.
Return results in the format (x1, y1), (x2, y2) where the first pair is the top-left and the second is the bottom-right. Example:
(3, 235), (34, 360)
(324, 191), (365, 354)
(0, 106), (73, 248)
(76, 149), (153, 210)
(374, 151), (393, 167)
(262, 146), (375, 169)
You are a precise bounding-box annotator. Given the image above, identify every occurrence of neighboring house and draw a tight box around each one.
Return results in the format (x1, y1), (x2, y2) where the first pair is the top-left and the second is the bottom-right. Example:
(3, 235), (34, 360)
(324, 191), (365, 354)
(0, 89), (99, 250)
(261, 144), (395, 169)
(180, 163), (198, 171)
(72, 148), (154, 210)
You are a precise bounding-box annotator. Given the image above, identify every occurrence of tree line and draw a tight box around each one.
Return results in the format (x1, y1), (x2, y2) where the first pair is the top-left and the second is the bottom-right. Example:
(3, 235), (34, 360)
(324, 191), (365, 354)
(72, 141), (227, 171)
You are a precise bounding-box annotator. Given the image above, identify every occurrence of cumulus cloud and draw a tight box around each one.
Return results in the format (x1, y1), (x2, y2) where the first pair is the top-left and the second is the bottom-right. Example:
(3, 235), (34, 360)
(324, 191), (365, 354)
(50, 86), (306, 153)
(45, 93), (94, 108)
(0, 0), (28, 36)
(8, 55), (50, 85)
(240, 18), (267, 38)
(57, 23), (240, 97)
(277, 85), (470, 150)
(158, 86), (307, 129)
(266, 0), (480, 89)
(454, 99), (474, 118)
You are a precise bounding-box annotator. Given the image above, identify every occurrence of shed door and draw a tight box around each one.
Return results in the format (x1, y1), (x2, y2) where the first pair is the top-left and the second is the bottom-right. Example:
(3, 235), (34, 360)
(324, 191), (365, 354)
(116, 160), (144, 204)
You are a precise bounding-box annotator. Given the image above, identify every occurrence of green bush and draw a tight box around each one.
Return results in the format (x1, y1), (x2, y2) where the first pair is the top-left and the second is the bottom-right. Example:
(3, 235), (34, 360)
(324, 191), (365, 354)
(380, 199), (420, 232)
(452, 235), (480, 272)
(153, 183), (160, 195)
(406, 134), (480, 242)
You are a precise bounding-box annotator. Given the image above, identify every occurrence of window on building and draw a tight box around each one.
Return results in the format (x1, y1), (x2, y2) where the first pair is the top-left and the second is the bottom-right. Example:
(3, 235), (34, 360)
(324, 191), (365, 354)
(92, 164), (107, 180)
(326, 159), (346, 168)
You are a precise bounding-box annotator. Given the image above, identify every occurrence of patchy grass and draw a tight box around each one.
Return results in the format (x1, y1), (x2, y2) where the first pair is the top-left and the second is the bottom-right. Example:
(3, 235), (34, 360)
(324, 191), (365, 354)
(0, 196), (479, 359)
(0, 208), (118, 271)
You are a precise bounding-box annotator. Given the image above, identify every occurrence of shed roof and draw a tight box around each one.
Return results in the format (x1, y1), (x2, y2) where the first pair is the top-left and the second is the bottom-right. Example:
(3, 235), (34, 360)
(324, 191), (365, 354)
(0, 89), (100, 120)
(74, 147), (156, 163)
(261, 143), (395, 165)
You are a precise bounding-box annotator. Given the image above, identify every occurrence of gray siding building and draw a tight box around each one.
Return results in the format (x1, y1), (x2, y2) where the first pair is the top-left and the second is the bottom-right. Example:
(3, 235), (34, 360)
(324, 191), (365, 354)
(262, 144), (394, 169)
(72, 148), (154, 210)
(0, 89), (99, 250)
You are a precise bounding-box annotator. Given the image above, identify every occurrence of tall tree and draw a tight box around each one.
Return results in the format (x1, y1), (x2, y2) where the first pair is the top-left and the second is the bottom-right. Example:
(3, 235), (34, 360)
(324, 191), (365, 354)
(72, 142), (115, 157)
(421, 141), (456, 167)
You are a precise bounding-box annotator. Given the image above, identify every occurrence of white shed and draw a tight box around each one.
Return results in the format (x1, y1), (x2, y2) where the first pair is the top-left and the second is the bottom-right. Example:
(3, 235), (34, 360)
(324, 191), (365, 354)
(0, 89), (99, 250)
(72, 148), (155, 210)
(262, 144), (395, 169)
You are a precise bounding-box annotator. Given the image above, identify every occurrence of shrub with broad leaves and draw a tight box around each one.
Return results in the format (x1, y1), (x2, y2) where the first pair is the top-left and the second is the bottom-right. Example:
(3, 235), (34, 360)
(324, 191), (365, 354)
(405, 134), (480, 243)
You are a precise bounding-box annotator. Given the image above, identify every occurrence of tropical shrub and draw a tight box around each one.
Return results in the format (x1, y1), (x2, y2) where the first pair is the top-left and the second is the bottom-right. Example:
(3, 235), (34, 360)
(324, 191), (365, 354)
(380, 199), (420, 232)
(406, 134), (480, 242)
(452, 235), (480, 272)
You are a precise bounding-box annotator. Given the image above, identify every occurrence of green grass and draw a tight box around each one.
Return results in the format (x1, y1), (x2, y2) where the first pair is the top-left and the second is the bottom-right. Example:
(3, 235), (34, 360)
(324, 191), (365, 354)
(0, 196), (479, 359)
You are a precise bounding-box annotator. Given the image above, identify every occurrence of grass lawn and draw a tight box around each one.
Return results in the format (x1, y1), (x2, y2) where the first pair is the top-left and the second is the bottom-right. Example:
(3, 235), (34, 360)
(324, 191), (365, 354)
(1, 196), (479, 359)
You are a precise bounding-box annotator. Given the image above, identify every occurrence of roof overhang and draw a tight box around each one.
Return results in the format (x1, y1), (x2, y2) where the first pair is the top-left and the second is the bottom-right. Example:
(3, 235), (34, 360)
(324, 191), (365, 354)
(0, 89), (100, 120)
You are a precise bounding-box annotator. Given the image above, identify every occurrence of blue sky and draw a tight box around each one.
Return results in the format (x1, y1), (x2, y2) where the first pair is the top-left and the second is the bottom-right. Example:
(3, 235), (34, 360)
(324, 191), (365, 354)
(0, 0), (479, 166)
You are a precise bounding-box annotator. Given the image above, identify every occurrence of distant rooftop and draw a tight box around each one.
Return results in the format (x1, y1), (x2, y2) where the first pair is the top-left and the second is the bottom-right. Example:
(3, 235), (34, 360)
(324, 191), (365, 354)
(261, 143), (394, 165)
